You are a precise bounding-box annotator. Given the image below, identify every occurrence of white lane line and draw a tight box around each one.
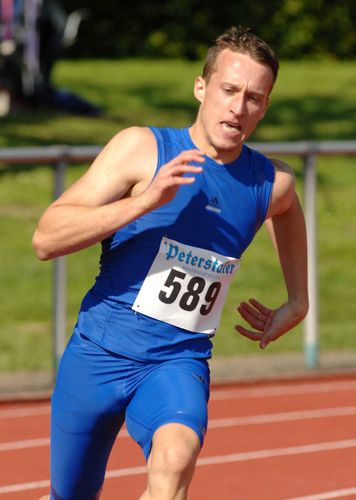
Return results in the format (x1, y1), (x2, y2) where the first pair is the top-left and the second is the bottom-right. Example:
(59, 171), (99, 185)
(0, 479), (50, 494)
(196, 438), (356, 465)
(0, 406), (50, 419)
(1, 380), (356, 418)
(1, 438), (356, 494)
(288, 486), (356, 499)
(105, 465), (147, 478)
(211, 380), (356, 400)
(2, 406), (356, 452)
(0, 438), (50, 451)
(208, 406), (356, 428)
(0, 430), (129, 452)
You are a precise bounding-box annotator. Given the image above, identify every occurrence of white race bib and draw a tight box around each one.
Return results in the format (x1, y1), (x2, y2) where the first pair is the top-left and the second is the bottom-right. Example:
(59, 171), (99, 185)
(132, 237), (240, 334)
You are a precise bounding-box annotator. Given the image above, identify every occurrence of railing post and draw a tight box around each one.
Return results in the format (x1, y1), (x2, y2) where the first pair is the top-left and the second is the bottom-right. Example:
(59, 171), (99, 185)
(53, 158), (67, 377)
(303, 153), (319, 368)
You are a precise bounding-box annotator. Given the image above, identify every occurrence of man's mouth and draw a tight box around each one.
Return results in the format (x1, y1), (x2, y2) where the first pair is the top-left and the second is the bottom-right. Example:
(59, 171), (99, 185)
(221, 121), (242, 135)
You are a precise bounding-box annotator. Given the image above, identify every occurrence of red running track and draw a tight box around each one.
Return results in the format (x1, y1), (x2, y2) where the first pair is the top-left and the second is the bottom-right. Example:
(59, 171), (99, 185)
(1, 374), (356, 499)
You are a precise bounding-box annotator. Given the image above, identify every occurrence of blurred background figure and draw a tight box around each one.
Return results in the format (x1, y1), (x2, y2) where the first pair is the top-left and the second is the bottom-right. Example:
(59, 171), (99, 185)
(0, 0), (103, 116)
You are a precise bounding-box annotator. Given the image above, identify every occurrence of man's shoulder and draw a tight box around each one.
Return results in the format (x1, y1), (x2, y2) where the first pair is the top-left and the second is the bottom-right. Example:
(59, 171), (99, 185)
(102, 126), (158, 169)
(247, 147), (295, 182)
(109, 126), (157, 151)
(92, 126), (158, 187)
(245, 144), (274, 166)
(266, 158), (297, 217)
(269, 157), (295, 178)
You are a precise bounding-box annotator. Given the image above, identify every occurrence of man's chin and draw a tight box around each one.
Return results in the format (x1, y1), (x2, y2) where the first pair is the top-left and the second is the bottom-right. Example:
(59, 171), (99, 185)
(217, 136), (244, 152)
(212, 141), (244, 163)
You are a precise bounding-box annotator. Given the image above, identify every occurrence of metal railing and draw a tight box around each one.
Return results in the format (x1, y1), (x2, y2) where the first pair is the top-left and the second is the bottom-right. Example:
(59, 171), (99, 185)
(2, 141), (356, 375)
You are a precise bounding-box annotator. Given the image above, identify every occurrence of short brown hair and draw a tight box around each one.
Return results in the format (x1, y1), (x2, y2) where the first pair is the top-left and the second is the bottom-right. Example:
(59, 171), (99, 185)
(202, 26), (279, 84)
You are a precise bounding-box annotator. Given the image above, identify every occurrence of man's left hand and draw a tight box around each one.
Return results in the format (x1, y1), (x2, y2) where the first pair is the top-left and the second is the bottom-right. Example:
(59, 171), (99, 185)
(235, 298), (307, 349)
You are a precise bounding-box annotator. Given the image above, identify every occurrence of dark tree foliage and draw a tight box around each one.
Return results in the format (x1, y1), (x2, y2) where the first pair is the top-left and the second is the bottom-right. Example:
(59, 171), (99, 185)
(60, 0), (356, 59)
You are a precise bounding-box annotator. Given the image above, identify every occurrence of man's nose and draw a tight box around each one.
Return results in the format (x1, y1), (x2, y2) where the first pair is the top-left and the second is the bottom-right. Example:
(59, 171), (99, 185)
(231, 95), (247, 116)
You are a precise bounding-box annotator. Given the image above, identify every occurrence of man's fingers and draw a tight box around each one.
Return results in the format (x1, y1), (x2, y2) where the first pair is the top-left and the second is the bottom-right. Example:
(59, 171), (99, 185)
(158, 150), (205, 184)
(259, 330), (280, 350)
(237, 309), (265, 330)
(235, 325), (262, 342)
(141, 151), (205, 211)
(161, 166), (203, 188)
(236, 299), (277, 349)
(248, 298), (271, 315)
(260, 335), (270, 350)
(168, 174), (199, 185)
(237, 301), (266, 330)
(169, 164), (203, 176)
(167, 150), (205, 168)
(237, 300), (301, 350)
(238, 301), (265, 321)
(177, 149), (205, 160)
(236, 324), (271, 350)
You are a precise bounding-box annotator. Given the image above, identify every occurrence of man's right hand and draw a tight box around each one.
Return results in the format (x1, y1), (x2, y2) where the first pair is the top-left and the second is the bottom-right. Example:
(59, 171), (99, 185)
(137, 150), (205, 212)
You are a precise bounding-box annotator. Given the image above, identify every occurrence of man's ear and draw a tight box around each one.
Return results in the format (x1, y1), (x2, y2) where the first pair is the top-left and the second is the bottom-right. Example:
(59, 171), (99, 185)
(194, 76), (205, 103)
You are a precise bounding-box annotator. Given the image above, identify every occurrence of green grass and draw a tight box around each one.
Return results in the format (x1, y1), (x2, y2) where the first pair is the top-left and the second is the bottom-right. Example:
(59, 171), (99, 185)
(0, 58), (356, 371)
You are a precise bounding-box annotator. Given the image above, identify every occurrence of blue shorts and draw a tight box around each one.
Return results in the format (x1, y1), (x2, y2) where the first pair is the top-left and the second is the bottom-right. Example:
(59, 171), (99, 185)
(50, 330), (210, 500)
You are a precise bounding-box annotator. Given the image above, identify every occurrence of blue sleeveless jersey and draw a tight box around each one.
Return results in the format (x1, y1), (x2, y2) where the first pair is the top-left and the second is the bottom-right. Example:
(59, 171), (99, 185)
(76, 127), (275, 361)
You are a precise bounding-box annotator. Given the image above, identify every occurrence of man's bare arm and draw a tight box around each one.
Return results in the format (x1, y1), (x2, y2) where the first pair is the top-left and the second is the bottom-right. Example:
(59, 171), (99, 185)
(235, 159), (308, 349)
(32, 127), (204, 260)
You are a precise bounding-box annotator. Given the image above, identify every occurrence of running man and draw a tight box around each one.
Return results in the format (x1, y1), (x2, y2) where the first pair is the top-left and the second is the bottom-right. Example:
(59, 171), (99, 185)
(34, 26), (308, 500)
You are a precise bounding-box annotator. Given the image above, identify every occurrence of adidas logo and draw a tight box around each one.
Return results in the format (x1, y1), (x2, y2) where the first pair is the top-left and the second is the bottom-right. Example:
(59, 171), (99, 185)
(205, 196), (221, 213)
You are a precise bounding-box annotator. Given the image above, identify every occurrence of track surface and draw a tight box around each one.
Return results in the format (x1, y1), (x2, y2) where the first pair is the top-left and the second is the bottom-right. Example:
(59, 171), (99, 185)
(1, 375), (356, 499)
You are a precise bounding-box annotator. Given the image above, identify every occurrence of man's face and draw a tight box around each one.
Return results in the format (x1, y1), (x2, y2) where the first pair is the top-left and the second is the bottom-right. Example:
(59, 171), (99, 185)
(193, 49), (274, 162)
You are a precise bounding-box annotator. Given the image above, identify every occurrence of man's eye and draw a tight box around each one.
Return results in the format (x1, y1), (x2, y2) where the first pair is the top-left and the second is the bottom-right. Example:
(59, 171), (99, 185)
(223, 88), (233, 94)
